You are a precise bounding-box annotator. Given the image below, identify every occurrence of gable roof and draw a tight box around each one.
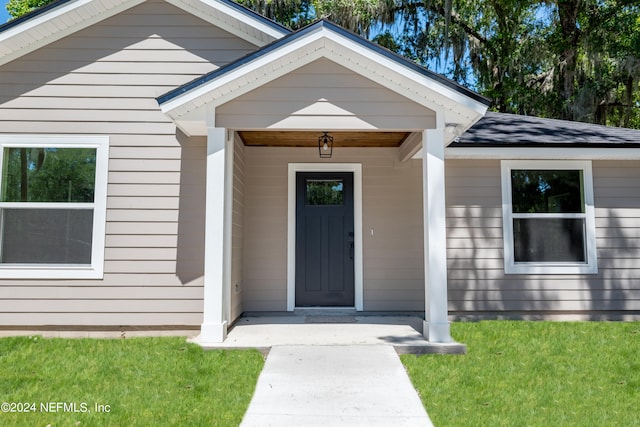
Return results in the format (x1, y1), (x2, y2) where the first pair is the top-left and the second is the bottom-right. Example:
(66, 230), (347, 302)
(0, 0), (289, 66)
(158, 19), (490, 135)
(453, 112), (640, 147)
(158, 19), (489, 107)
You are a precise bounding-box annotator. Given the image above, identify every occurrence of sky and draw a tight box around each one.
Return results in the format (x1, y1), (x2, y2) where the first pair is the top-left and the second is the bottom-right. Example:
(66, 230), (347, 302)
(1, 0), (9, 24)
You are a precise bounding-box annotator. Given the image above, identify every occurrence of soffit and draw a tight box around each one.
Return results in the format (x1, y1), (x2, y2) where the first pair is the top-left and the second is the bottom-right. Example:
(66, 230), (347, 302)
(238, 131), (410, 147)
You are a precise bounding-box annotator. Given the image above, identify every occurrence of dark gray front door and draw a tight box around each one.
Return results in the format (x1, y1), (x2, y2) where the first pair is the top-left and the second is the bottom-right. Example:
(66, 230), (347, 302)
(295, 172), (355, 307)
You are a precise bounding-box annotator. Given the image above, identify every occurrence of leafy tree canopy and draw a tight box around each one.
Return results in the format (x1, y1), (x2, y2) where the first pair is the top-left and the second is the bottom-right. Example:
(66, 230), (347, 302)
(6, 0), (52, 19)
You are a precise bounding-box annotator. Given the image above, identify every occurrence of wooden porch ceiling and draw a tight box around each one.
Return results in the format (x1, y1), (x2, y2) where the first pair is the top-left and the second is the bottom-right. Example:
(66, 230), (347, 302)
(237, 131), (411, 147)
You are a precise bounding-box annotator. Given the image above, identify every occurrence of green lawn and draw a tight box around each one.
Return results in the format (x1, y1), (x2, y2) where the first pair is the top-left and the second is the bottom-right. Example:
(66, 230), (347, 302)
(402, 321), (640, 427)
(0, 336), (264, 426)
(2, 322), (638, 427)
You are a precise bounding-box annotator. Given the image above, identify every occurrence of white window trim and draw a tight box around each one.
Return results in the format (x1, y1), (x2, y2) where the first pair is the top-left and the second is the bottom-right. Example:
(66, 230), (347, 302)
(501, 160), (598, 275)
(0, 135), (109, 279)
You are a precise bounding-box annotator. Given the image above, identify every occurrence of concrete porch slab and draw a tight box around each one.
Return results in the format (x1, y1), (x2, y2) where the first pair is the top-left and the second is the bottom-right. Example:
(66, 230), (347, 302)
(199, 315), (466, 354)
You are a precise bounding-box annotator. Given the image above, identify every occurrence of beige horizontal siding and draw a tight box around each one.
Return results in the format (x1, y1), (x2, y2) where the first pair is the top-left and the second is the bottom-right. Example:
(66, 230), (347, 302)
(108, 172), (181, 184)
(2, 286), (202, 299)
(0, 299), (203, 313)
(106, 210), (179, 223)
(105, 235), (177, 247)
(107, 196), (180, 210)
(0, 0), (256, 327)
(1, 61), (216, 75)
(446, 159), (640, 318)
(0, 313), (203, 326)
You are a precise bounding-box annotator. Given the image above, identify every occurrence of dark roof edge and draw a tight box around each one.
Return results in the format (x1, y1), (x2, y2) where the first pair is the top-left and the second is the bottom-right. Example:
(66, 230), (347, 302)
(1, 0), (290, 35)
(0, 0), (74, 32)
(449, 141), (640, 148)
(157, 19), (490, 107)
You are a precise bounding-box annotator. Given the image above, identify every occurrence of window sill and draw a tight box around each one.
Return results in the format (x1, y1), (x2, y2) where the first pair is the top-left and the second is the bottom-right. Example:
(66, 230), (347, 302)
(505, 263), (598, 275)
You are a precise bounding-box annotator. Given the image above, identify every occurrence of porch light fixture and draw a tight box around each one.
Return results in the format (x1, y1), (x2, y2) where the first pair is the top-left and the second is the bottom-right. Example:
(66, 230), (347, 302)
(318, 131), (333, 158)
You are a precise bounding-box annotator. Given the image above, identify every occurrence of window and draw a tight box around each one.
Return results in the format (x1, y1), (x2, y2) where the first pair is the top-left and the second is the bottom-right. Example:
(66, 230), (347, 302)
(305, 179), (344, 205)
(0, 136), (108, 278)
(501, 160), (597, 274)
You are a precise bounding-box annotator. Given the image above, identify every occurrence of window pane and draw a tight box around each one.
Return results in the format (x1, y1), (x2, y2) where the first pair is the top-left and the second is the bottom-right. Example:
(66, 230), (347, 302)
(513, 218), (586, 262)
(511, 170), (584, 213)
(306, 180), (344, 205)
(0, 208), (93, 264)
(2, 147), (96, 203)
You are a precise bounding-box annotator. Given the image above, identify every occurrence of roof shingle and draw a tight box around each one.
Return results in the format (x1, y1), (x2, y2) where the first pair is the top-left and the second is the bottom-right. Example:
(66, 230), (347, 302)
(454, 112), (640, 147)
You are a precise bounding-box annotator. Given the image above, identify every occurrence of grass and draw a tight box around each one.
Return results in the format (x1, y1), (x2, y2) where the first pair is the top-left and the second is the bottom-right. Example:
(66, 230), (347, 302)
(1, 322), (638, 426)
(402, 321), (640, 427)
(0, 336), (264, 426)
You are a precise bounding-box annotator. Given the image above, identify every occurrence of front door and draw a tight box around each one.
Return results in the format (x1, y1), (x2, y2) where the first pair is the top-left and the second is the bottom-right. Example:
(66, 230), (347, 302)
(295, 172), (355, 306)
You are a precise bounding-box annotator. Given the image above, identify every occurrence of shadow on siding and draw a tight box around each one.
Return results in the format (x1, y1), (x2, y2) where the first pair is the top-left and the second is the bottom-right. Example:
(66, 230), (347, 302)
(175, 130), (205, 284)
(447, 204), (639, 321)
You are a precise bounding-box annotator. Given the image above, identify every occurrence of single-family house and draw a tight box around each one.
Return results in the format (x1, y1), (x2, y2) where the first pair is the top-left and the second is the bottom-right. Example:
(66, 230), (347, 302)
(1, 0), (639, 345)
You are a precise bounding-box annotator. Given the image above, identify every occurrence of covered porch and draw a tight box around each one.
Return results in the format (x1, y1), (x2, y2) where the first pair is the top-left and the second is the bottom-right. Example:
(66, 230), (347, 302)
(157, 20), (490, 345)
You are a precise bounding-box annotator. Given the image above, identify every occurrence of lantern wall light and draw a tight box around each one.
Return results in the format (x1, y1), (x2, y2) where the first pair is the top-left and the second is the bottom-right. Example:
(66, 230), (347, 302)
(318, 131), (333, 158)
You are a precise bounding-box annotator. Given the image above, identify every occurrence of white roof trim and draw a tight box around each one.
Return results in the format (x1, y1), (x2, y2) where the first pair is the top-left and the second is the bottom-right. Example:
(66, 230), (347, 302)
(160, 23), (489, 131)
(164, 0), (288, 45)
(0, 0), (288, 67)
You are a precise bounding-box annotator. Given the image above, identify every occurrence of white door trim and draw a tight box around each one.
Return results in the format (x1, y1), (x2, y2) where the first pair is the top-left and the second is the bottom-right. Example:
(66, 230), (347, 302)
(287, 163), (363, 311)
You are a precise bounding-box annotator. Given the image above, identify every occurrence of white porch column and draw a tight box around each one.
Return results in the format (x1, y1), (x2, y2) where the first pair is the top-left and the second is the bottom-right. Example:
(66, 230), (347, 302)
(422, 128), (453, 343)
(195, 127), (232, 344)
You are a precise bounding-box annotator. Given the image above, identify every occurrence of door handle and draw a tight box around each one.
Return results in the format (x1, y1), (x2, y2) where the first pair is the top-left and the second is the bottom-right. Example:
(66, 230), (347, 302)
(350, 242), (354, 260)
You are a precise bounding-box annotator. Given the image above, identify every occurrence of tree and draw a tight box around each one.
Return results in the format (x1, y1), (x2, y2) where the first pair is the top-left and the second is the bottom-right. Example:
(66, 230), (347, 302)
(381, 0), (640, 126)
(6, 0), (53, 19)
(576, 0), (640, 127)
(2, 148), (96, 203)
(236, 0), (395, 35)
(234, 0), (315, 30)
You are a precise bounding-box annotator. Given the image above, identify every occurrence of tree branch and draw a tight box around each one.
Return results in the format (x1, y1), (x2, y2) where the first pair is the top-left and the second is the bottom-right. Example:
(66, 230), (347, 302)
(390, 2), (493, 54)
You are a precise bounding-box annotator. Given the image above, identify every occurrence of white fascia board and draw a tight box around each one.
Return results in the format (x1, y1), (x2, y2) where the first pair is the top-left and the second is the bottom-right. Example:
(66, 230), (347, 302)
(166, 0), (288, 46)
(445, 146), (640, 160)
(0, 0), (144, 66)
(161, 28), (327, 116)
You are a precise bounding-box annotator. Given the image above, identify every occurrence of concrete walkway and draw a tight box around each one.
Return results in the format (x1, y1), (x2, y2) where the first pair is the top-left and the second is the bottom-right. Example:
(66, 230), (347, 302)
(240, 345), (434, 427)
